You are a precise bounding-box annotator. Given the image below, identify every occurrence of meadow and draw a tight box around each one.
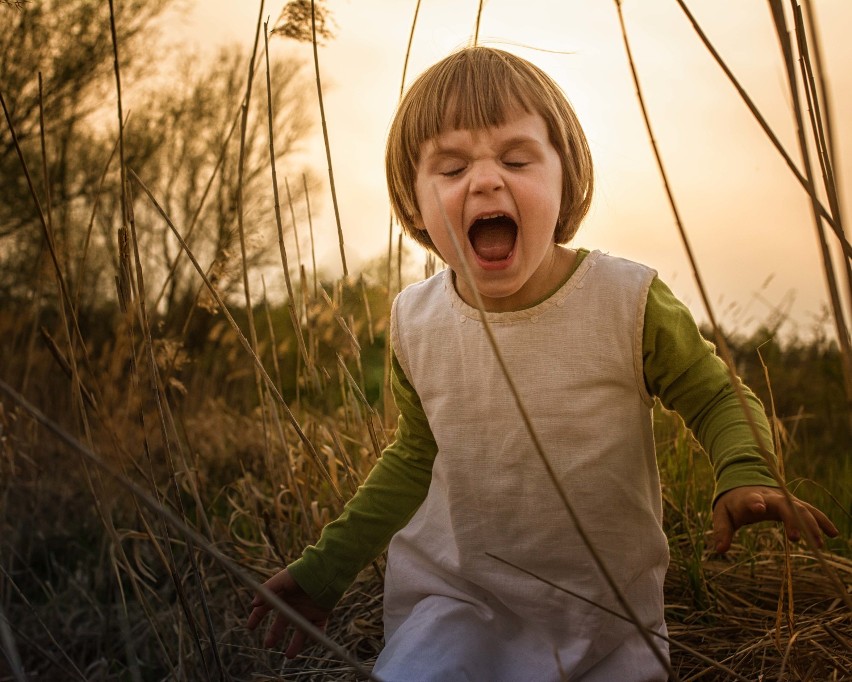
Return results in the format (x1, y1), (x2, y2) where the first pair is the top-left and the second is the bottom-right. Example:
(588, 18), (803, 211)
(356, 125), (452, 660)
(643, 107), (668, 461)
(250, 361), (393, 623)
(2, 0), (852, 680)
(2, 259), (851, 680)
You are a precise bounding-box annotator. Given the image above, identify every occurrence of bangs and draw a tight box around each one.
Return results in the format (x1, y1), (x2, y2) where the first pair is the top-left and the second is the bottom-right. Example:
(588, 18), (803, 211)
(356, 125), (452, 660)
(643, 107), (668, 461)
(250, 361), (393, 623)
(400, 49), (549, 161)
(437, 67), (537, 133)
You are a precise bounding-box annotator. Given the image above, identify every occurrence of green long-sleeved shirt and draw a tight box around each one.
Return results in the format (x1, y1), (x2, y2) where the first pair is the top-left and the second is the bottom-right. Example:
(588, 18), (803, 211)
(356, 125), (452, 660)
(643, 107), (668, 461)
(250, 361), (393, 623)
(289, 249), (777, 609)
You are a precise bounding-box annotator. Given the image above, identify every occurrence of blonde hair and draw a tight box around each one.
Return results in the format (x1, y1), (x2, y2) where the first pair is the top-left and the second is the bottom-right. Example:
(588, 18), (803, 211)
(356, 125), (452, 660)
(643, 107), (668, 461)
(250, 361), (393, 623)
(386, 46), (594, 255)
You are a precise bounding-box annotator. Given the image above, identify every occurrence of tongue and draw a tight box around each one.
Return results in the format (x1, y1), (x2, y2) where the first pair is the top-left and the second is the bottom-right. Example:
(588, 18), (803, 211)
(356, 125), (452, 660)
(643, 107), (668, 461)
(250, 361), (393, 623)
(470, 219), (516, 261)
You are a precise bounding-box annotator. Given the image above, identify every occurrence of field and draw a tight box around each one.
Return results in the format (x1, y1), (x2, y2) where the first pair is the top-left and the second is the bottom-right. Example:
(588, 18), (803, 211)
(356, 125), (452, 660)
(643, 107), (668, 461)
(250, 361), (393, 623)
(2, 265), (851, 680)
(2, 1), (852, 680)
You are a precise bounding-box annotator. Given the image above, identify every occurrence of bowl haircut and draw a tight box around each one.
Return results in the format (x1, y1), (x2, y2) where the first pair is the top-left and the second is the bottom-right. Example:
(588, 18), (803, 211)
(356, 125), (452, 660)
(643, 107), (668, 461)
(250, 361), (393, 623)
(385, 46), (594, 256)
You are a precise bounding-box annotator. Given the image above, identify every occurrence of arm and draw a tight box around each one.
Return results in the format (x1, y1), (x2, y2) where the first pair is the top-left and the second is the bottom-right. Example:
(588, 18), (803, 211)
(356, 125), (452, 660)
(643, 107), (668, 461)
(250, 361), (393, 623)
(643, 278), (837, 551)
(247, 350), (438, 651)
(288, 350), (437, 606)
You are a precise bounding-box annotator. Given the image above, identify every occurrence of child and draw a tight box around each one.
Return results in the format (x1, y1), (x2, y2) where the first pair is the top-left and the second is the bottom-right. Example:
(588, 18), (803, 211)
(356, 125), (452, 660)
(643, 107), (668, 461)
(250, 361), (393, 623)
(248, 47), (838, 680)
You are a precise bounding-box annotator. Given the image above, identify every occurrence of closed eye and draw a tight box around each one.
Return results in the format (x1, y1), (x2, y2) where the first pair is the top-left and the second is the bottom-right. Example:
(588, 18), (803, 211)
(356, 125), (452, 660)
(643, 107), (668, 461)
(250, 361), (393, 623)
(504, 161), (529, 169)
(440, 167), (465, 177)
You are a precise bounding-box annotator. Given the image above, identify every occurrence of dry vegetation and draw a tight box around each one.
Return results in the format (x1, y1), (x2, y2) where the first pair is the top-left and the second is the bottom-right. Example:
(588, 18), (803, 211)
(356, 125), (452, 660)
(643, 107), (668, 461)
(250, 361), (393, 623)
(1, 289), (850, 681)
(1, 1), (851, 680)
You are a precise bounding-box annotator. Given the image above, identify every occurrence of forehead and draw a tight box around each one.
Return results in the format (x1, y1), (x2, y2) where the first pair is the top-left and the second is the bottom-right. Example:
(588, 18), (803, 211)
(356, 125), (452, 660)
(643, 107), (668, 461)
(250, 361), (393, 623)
(420, 110), (552, 156)
(401, 80), (546, 160)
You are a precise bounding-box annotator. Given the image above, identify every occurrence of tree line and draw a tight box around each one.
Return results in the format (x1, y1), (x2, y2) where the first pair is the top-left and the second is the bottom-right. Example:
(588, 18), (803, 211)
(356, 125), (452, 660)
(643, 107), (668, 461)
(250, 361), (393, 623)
(1, 0), (317, 330)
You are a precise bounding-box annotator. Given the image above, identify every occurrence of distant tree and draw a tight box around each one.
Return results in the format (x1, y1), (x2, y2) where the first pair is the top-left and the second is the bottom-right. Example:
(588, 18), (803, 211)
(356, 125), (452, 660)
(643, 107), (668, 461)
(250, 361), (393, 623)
(0, 0), (314, 330)
(0, 0), (173, 301)
(119, 47), (314, 324)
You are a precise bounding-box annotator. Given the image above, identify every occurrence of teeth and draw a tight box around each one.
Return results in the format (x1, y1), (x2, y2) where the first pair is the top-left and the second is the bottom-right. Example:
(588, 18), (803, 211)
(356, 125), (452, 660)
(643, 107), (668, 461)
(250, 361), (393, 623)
(470, 213), (510, 226)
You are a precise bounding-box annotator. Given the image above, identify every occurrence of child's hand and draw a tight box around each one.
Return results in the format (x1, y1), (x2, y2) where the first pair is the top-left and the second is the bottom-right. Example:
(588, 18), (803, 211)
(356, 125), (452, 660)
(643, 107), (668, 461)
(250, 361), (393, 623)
(712, 485), (839, 554)
(247, 568), (331, 658)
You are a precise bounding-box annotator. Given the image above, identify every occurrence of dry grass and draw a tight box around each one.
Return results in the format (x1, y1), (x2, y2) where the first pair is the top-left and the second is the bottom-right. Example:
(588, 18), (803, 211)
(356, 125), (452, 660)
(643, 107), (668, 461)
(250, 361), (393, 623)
(1, 359), (850, 680)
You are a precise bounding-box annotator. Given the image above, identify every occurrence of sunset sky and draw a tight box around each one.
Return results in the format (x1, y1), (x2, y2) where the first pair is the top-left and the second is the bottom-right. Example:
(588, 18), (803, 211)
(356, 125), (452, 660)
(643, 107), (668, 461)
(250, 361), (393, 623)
(166, 0), (852, 337)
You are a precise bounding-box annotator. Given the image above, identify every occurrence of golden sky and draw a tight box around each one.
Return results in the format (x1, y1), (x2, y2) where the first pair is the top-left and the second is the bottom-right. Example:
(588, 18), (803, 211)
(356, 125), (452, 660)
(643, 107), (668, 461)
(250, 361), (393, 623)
(170, 0), (852, 338)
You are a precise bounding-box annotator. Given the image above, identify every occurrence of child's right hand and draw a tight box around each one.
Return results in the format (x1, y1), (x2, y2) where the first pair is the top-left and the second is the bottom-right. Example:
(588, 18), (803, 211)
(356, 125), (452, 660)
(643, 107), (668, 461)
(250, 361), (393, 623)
(247, 568), (331, 658)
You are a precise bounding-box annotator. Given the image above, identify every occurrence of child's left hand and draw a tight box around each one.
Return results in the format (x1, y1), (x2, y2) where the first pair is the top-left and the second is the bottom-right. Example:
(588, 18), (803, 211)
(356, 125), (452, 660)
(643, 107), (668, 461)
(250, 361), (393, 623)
(712, 485), (839, 553)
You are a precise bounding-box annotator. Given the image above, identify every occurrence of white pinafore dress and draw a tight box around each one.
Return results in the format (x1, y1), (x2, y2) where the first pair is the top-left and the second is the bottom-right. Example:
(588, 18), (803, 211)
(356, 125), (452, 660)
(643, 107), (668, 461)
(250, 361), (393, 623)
(374, 251), (670, 682)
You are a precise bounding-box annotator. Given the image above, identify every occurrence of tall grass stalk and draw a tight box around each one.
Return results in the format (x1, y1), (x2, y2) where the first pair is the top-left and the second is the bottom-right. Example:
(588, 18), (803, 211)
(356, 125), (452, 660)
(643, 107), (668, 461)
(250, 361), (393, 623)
(285, 176), (304, 278)
(380, 0), (425, 432)
(387, 0), (423, 298)
(672, 0), (850, 257)
(756, 344), (796, 635)
(0, 600), (27, 682)
(311, 0), (347, 277)
(360, 274), (376, 345)
(432, 185), (678, 679)
(264, 21), (313, 385)
(235, 1), (277, 489)
(793, 5), (846, 261)
(473, 0), (485, 46)
(768, 0), (852, 426)
(801, 0), (852, 325)
(36, 74), (57, 276)
(790, 1), (852, 429)
(303, 172), (319, 298)
(615, 0), (851, 611)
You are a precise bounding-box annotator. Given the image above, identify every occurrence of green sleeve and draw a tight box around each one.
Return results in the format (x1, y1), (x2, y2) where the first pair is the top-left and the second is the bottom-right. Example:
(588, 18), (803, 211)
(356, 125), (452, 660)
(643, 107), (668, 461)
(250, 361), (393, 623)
(643, 277), (778, 500)
(287, 351), (437, 610)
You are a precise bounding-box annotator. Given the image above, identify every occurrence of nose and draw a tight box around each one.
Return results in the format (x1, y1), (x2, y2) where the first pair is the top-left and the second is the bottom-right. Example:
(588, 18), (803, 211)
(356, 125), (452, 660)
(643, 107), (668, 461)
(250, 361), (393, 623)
(469, 160), (504, 194)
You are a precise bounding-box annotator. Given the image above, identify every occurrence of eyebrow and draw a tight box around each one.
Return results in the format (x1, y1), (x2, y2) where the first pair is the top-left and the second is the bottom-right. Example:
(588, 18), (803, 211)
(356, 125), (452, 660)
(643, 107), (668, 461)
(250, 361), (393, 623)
(427, 135), (542, 157)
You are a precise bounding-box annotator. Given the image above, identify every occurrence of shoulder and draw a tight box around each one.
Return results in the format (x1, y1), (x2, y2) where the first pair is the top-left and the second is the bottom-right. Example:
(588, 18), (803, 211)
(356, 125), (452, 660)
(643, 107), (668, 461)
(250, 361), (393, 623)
(590, 251), (658, 283)
(577, 251), (658, 308)
(391, 269), (451, 364)
(392, 268), (451, 327)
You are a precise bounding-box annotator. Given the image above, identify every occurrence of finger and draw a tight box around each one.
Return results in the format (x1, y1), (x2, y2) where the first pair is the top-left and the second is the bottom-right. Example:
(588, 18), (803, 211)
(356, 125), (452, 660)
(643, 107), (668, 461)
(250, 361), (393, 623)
(246, 603), (271, 631)
(802, 500), (839, 538)
(265, 614), (292, 649)
(743, 492), (767, 516)
(797, 505), (825, 547)
(712, 503), (735, 554)
(285, 628), (307, 659)
(774, 497), (818, 545)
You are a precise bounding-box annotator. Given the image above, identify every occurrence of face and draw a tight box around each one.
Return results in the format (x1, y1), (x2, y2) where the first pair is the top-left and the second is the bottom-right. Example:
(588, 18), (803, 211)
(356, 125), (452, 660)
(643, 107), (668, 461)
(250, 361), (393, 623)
(413, 110), (569, 312)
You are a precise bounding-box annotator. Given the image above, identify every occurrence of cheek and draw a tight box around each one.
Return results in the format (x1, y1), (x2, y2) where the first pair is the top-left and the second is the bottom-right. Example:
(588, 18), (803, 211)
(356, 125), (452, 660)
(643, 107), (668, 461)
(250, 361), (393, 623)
(411, 183), (429, 229)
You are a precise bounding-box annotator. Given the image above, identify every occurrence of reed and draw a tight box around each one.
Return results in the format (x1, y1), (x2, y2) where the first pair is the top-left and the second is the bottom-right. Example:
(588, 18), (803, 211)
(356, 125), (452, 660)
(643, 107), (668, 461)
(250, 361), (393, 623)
(310, 0), (347, 277)
(768, 0), (852, 431)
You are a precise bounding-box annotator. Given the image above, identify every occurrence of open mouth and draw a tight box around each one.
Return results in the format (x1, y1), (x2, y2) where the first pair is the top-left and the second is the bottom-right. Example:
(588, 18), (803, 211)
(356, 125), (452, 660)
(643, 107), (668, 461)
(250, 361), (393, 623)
(468, 214), (518, 262)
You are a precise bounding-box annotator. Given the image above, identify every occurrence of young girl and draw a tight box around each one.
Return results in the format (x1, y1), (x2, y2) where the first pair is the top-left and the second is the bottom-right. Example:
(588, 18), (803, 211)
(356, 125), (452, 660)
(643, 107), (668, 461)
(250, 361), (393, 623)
(248, 47), (837, 680)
